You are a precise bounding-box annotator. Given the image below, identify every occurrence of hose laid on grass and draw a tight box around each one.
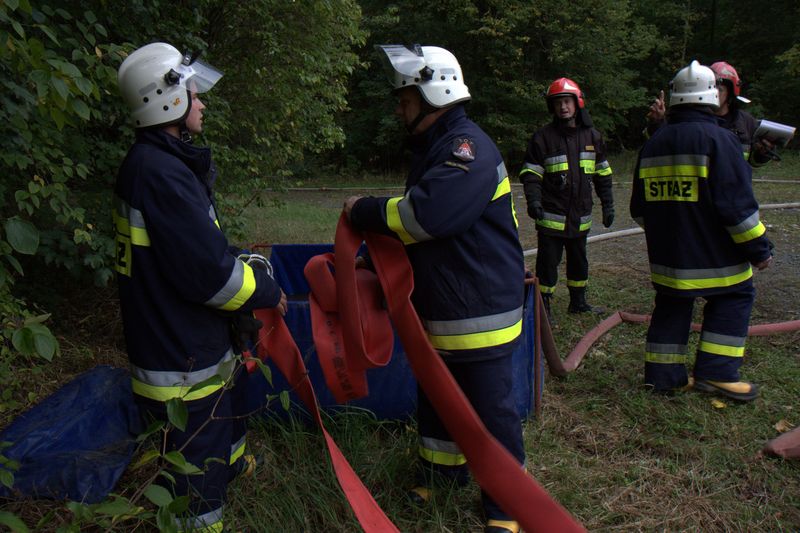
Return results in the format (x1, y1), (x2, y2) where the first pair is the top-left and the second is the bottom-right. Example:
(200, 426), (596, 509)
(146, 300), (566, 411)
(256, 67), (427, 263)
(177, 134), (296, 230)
(540, 300), (800, 377)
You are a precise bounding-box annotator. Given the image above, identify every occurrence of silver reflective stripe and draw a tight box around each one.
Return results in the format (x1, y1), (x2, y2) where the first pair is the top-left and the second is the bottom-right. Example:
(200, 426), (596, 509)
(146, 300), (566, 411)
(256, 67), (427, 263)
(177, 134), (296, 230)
(176, 506), (223, 531)
(398, 193), (434, 242)
(700, 331), (746, 347)
(130, 348), (234, 387)
(205, 260), (245, 307)
(115, 196), (147, 229)
(579, 152), (596, 161)
(639, 154), (710, 168)
(650, 262), (750, 280)
(522, 162), (544, 175)
(596, 160), (610, 170)
(580, 214), (592, 224)
(496, 161), (508, 183)
(231, 434), (246, 456)
(422, 306), (523, 336)
(633, 216), (645, 228)
(646, 342), (688, 354)
(208, 204), (217, 223)
(421, 436), (462, 455)
(544, 154), (568, 165)
(726, 211), (760, 235)
(542, 211), (566, 223)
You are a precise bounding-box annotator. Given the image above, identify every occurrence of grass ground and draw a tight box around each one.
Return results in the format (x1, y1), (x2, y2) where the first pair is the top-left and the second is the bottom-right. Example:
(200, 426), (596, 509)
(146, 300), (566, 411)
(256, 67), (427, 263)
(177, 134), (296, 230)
(1, 150), (799, 532)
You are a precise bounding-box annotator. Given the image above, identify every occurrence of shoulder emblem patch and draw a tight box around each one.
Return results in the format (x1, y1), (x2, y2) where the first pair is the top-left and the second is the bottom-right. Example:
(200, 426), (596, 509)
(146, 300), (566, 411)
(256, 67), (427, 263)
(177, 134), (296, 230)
(444, 160), (470, 172)
(585, 145), (595, 151)
(452, 138), (476, 161)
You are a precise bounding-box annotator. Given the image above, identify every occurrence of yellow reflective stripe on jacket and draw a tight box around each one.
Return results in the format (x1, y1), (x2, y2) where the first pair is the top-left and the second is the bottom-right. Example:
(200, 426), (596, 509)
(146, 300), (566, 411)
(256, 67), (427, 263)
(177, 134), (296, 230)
(130, 350), (234, 402)
(492, 176), (511, 201)
(386, 195), (435, 245)
(698, 331), (746, 357)
(544, 154), (568, 173)
(579, 151), (596, 173)
(650, 263), (752, 291)
(427, 319), (522, 351)
(230, 436), (246, 465)
(638, 154), (709, 179)
(578, 214), (592, 231)
(595, 160), (612, 176)
(519, 162), (544, 179)
(114, 196), (151, 247)
(419, 437), (467, 466)
(206, 260), (257, 311)
(386, 196), (416, 244)
(423, 307), (523, 350)
(727, 212), (766, 243)
(536, 211), (566, 231)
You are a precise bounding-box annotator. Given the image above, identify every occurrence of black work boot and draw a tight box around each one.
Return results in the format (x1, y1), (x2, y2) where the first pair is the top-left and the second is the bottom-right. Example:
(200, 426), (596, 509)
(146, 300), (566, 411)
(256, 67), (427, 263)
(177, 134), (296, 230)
(567, 287), (604, 314)
(541, 293), (556, 325)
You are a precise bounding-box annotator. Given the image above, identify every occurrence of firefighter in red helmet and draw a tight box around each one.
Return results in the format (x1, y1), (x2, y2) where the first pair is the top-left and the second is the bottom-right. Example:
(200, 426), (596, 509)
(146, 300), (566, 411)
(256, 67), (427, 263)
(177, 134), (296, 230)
(518, 77), (614, 321)
(646, 61), (775, 166)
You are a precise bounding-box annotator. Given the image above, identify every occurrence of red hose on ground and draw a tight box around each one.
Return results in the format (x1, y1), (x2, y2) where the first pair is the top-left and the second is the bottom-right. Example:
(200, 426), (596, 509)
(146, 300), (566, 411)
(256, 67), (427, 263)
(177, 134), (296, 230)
(542, 307), (800, 376)
(762, 426), (800, 460)
(309, 215), (586, 533)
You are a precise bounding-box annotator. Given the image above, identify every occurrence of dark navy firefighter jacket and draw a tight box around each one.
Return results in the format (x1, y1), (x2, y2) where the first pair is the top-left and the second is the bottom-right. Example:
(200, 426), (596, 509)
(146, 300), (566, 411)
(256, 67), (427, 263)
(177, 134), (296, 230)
(351, 106), (525, 361)
(114, 129), (282, 403)
(630, 107), (771, 298)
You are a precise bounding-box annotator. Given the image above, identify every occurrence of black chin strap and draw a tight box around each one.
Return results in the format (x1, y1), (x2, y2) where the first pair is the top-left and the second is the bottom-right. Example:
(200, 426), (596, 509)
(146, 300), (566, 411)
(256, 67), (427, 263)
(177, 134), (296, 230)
(406, 108), (431, 134)
(179, 122), (192, 143)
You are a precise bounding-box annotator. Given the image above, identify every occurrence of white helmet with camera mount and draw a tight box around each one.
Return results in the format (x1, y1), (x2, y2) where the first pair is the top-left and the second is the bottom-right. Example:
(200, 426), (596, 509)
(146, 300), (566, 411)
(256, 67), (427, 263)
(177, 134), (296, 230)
(118, 42), (223, 129)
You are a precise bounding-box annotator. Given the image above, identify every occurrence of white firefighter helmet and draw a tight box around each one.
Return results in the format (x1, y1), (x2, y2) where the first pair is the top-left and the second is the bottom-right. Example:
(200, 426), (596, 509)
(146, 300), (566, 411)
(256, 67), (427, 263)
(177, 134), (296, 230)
(668, 60), (719, 109)
(375, 44), (470, 108)
(117, 42), (223, 128)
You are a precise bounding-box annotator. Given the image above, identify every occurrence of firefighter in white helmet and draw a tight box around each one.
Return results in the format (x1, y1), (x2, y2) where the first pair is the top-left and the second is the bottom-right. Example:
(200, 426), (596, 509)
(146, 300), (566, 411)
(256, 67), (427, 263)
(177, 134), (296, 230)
(116, 42), (286, 532)
(344, 44), (525, 533)
(631, 60), (772, 401)
(645, 60), (775, 166)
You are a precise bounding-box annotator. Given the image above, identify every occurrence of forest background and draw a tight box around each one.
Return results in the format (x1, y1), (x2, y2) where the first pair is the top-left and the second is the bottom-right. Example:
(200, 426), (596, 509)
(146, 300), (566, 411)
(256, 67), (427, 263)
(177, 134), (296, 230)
(1, 0), (799, 530)
(2, 0), (800, 363)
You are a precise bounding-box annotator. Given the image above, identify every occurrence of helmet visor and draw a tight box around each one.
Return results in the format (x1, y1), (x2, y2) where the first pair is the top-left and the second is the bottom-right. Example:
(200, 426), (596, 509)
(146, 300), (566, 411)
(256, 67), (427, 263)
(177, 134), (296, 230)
(375, 45), (426, 84)
(176, 59), (223, 93)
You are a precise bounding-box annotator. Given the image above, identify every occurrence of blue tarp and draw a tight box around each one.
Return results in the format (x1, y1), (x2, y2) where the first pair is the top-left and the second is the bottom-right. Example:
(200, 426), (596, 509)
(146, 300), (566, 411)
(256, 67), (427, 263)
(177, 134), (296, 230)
(0, 244), (541, 504)
(248, 244), (542, 420)
(0, 365), (140, 503)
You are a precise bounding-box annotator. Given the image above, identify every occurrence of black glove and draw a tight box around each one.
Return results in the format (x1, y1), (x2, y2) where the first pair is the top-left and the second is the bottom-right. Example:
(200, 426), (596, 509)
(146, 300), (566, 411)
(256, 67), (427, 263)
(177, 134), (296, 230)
(528, 201), (544, 221)
(602, 206), (615, 228)
(230, 312), (263, 353)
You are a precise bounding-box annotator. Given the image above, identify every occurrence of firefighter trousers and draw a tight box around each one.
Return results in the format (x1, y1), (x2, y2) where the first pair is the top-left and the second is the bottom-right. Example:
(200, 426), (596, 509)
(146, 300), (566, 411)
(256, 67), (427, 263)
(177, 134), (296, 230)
(645, 283), (755, 391)
(135, 366), (250, 531)
(535, 232), (589, 295)
(416, 351), (525, 522)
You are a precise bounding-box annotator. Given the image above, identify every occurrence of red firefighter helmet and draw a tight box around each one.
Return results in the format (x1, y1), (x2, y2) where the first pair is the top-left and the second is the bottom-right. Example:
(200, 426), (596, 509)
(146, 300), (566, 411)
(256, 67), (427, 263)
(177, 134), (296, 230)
(710, 61), (741, 96)
(546, 77), (585, 110)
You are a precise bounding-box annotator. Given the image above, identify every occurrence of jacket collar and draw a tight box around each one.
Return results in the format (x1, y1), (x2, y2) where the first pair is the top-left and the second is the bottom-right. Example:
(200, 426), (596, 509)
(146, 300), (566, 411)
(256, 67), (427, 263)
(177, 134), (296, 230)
(135, 128), (213, 180)
(406, 105), (467, 153)
(667, 106), (721, 125)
